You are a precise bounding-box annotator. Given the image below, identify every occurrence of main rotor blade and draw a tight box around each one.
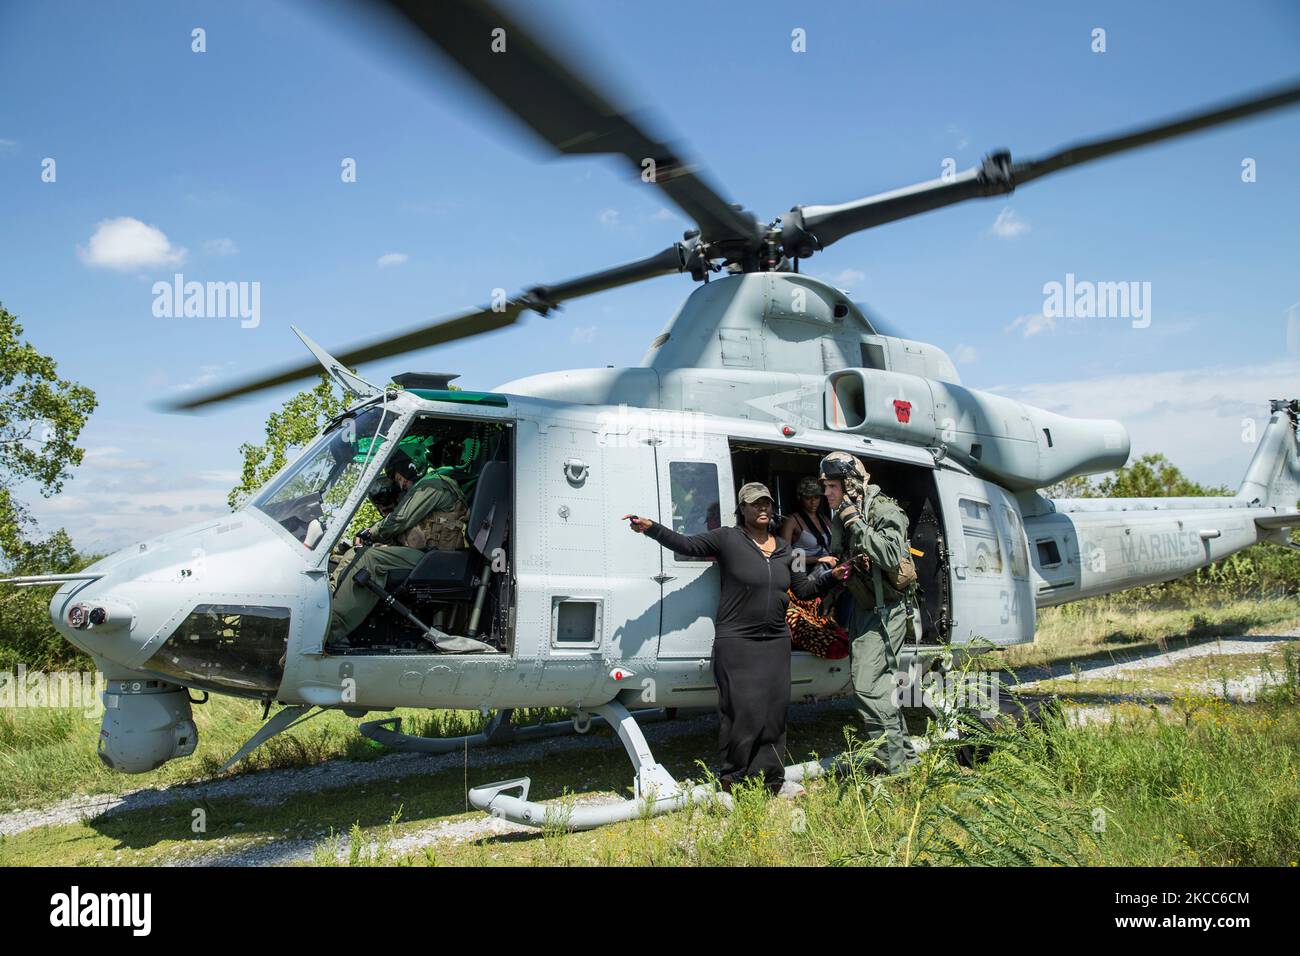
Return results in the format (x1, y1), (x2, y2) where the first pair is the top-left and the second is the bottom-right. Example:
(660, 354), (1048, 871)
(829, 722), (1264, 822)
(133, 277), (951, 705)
(1012, 80), (1300, 185)
(379, 0), (760, 246)
(167, 245), (687, 411)
(785, 78), (1300, 252)
(168, 306), (519, 410)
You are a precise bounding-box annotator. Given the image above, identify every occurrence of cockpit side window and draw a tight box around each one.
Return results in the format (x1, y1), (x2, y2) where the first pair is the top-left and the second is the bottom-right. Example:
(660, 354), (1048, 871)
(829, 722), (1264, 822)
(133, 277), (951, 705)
(668, 460), (721, 562)
(322, 413), (516, 655)
(251, 405), (396, 548)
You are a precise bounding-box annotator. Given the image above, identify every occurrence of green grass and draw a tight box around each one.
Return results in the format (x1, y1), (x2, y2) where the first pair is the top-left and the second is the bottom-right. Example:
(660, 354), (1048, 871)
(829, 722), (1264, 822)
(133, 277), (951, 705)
(1050, 692), (1300, 865)
(7, 673), (1297, 868)
(0, 696), (571, 812)
(310, 678), (1300, 867)
(389, 680), (1300, 867)
(0, 703), (861, 866)
(1002, 594), (1300, 672)
(1030, 644), (1292, 700)
(3, 593), (1299, 867)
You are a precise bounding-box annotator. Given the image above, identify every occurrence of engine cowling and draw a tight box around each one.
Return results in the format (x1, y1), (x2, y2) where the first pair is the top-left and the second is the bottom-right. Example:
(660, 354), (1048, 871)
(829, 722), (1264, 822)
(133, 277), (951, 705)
(825, 367), (1130, 490)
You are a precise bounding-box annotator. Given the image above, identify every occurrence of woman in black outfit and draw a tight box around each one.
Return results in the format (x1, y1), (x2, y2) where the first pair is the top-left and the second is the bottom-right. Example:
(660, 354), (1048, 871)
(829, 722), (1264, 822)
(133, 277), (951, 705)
(624, 482), (837, 795)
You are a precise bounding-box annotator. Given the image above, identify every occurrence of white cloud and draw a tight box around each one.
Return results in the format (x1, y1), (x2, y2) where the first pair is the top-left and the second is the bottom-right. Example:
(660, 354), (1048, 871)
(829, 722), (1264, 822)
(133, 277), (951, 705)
(952, 344), (979, 364)
(824, 268), (866, 289)
(78, 217), (186, 270)
(80, 447), (151, 472)
(988, 208), (1030, 239)
(202, 237), (239, 256)
(173, 363), (228, 393)
(597, 208), (620, 227)
(196, 469), (241, 484)
(1004, 312), (1056, 337)
(401, 198), (453, 216)
(989, 359), (1300, 488)
(27, 483), (231, 555)
(570, 325), (597, 344)
(376, 252), (409, 268)
(23, 444), (239, 554)
(183, 190), (233, 208)
(0, 138), (18, 157)
(650, 207), (674, 221)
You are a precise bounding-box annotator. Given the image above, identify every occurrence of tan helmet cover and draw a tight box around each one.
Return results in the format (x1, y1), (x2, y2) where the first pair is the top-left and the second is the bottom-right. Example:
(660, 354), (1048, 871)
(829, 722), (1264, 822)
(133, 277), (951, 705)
(819, 451), (869, 502)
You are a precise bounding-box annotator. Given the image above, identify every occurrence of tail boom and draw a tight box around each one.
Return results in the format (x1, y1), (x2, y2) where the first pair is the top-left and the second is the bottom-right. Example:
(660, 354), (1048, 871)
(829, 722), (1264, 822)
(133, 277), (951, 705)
(1025, 399), (1298, 606)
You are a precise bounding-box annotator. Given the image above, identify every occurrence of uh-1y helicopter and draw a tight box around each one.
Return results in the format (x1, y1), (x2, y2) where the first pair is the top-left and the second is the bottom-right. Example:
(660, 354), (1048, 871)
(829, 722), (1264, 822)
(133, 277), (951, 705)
(7, 0), (1300, 831)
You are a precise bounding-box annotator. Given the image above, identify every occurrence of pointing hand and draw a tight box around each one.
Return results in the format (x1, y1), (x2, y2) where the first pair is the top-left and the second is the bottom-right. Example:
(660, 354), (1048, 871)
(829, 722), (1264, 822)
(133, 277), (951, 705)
(622, 514), (653, 534)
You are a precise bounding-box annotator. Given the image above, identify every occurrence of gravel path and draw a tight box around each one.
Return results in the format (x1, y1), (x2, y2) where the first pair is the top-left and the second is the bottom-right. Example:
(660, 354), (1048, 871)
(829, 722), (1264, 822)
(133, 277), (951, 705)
(8, 629), (1294, 863)
(1010, 629), (1299, 724)
(170, 793), (629, 867)
(0, 698), (852, 840)
(1007, 629), (1298, 689)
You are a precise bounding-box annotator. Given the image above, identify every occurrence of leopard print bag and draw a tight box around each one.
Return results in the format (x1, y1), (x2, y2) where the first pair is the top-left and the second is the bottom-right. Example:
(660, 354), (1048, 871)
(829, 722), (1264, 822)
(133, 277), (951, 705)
(786, 591), (851, 660)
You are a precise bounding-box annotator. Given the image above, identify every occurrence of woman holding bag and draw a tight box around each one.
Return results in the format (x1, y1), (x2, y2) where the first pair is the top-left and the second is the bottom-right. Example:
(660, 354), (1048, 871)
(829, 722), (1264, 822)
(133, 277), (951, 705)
(623, 482), (839, 796)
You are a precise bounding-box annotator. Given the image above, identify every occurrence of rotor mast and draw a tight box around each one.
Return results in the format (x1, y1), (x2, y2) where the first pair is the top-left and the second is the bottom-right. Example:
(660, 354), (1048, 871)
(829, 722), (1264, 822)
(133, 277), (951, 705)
(169, 0), (1300, 412)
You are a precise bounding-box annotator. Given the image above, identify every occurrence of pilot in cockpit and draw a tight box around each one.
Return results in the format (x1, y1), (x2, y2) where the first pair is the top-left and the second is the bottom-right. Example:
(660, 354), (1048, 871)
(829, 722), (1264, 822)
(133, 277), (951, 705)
(325, 448), (468, 651)
(326, 476), (400, 571)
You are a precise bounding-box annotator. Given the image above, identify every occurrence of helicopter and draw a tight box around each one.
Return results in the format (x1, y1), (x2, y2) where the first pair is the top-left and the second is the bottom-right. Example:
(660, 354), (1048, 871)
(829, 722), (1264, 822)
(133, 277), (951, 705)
(6, 0), (1299, 831)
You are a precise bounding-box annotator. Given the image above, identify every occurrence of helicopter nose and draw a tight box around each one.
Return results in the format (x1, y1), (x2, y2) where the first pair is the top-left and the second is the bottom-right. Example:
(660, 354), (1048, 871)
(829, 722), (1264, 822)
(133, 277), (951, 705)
(50, 591), (140, 658)
(46, 512), (319, 681)
(61, 598), (134, 632)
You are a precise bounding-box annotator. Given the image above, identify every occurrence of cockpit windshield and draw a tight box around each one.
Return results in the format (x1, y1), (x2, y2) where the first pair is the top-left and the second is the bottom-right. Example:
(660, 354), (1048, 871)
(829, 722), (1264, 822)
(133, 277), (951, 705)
(250, 404), (397, 548)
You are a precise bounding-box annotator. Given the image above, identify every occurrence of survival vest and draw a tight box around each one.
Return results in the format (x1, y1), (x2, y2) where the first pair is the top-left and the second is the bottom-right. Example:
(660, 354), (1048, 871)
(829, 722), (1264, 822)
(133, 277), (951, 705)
(845, 489), (920, 605)
(397, 475), (469, 550)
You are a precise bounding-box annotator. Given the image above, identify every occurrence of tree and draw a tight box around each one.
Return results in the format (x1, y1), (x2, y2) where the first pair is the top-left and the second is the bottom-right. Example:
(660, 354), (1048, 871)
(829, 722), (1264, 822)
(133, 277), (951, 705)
(1041, 474), (1100, 499)
(1046, 453), (1232, 500)
(227, 375), (462, 523)
(1097, 453), (1230, 498)
(0, 304), (97, 561)
(226, 375), (388, 538)
(227, 375), (347, 510)
(0, 528), (97, 668)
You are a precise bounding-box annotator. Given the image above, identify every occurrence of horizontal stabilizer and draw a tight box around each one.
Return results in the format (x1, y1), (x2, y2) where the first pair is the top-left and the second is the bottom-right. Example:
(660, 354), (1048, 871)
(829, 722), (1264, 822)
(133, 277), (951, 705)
(1254, 513), (1300, 530)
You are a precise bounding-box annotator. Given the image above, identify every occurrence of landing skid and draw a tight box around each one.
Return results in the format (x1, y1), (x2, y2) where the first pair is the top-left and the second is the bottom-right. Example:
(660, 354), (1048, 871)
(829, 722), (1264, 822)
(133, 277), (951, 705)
(469, 699), (835, 831)
(357, 705), (670, 754)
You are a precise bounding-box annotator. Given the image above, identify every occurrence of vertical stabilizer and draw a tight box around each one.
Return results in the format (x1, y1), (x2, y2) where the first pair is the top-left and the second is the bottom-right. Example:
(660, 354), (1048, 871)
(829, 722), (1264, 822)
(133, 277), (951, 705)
(1239, 399), (1300, 509)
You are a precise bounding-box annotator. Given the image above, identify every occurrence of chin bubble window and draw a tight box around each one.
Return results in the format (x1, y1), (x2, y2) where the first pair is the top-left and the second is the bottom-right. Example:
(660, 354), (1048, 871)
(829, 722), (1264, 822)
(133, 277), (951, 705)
(146, 604), (290, 695)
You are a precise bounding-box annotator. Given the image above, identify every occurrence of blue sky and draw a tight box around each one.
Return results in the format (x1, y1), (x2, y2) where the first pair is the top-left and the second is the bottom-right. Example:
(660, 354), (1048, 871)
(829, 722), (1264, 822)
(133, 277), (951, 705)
(2, 0), (1298, 552)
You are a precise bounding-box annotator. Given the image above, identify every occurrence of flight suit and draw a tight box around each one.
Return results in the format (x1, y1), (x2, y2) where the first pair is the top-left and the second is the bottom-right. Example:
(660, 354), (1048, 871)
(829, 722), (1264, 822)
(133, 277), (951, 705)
(829, 484), (920, 774)
(328, 472), (466, 645)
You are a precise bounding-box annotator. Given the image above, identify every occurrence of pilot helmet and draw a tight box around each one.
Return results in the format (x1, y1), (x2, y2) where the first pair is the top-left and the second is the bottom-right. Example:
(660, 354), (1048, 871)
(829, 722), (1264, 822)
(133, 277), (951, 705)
(819, 451), (869, 501)
(384, 450), (422, 485)
(367, 476), (400, 512)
